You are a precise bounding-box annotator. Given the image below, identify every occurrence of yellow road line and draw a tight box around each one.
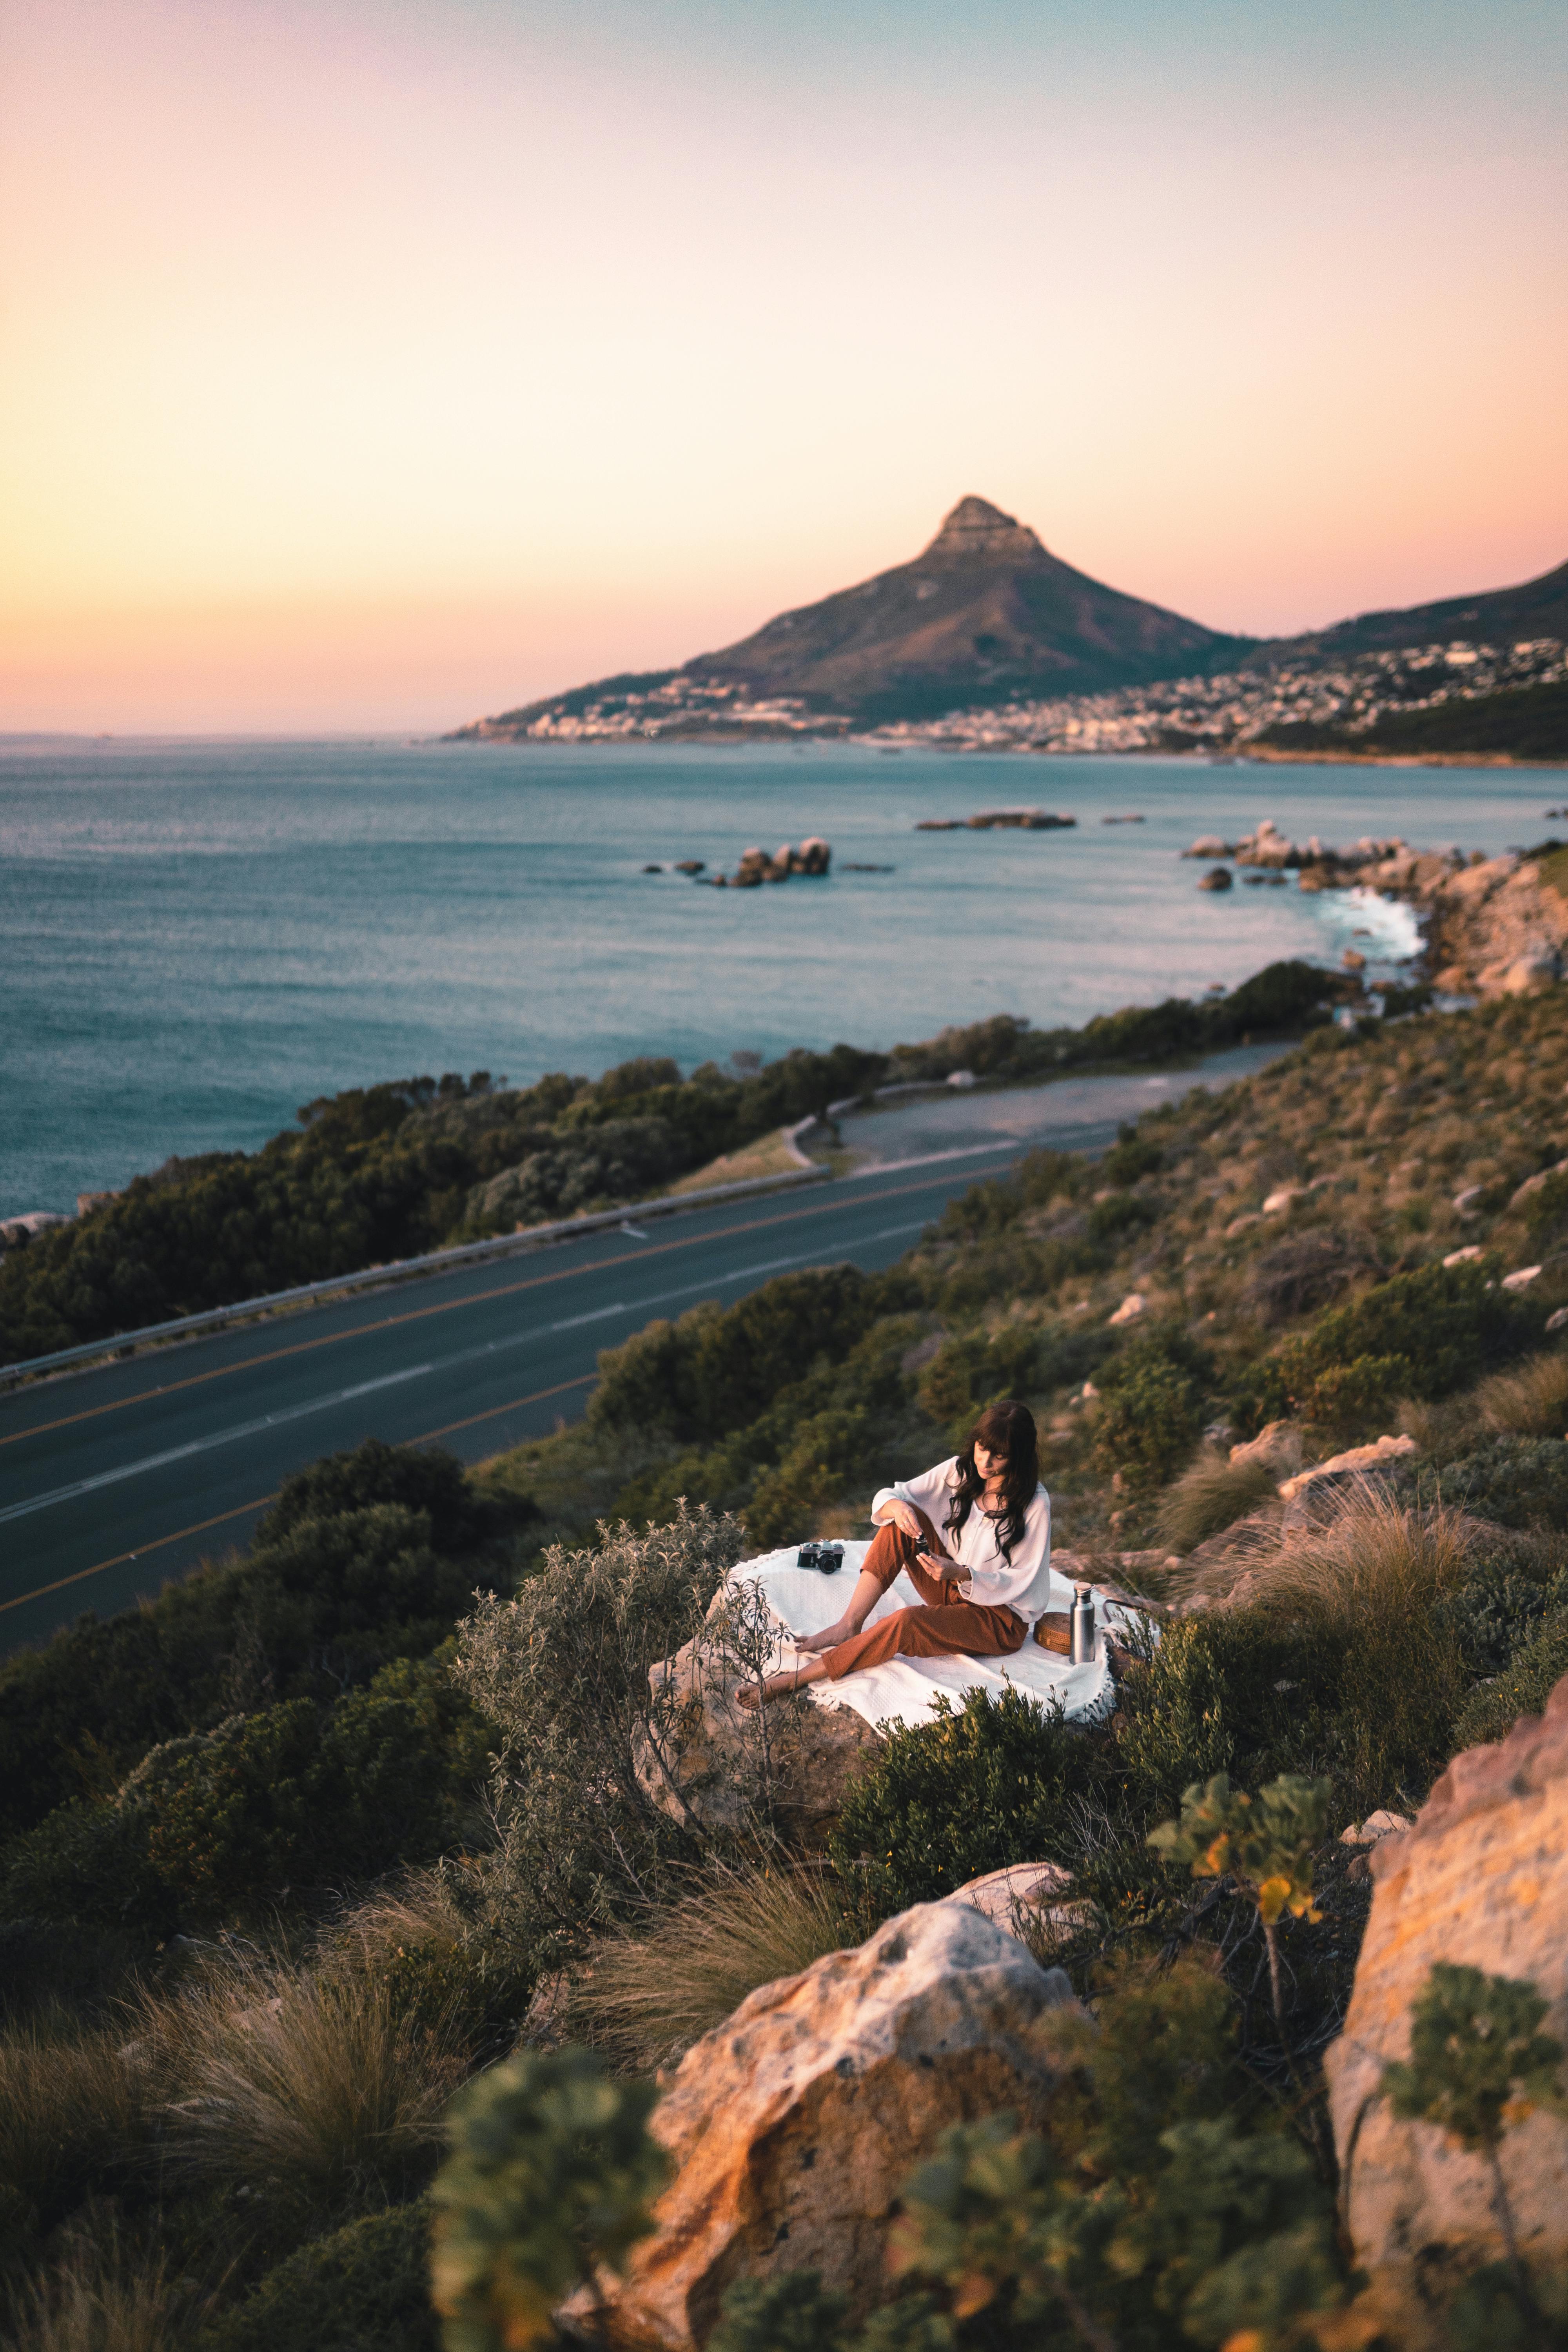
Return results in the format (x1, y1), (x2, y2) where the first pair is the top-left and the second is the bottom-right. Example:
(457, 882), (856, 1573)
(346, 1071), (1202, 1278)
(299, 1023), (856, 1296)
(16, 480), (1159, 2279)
(2, 1373), (604, 1617)
(0, 1169), (958, 1449)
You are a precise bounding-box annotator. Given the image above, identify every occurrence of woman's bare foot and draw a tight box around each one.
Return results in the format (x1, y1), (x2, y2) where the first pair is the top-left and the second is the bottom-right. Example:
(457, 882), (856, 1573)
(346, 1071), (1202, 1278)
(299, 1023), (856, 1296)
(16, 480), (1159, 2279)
(794, 1621), (852, 1653)
(736, 1672), (791, 1711)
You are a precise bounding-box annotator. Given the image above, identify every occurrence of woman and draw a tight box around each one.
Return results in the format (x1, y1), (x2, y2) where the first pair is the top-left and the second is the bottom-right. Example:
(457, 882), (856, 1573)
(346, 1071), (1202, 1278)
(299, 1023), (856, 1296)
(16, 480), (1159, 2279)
(737, 1398), (1051, 1710)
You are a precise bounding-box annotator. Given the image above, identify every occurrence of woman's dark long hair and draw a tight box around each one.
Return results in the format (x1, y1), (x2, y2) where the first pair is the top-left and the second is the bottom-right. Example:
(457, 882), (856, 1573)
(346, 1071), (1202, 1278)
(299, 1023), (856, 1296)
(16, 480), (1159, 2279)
(945, 1399), (1040, 1562)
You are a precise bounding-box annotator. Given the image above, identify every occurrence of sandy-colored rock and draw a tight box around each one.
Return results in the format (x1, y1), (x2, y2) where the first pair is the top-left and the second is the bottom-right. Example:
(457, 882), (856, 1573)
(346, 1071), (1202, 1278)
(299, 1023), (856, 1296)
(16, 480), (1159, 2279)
(570, 1903), (1078, 2348)
(1278, 1432), (1415, 1503)
(1229, 1419), (1303, 1477)
(1325, 1678), (1568, 2343)
(944, 1860), (1073, 1934)
(635, 1592), (882, 1845)
(1108, 1290), (1147, 1325)
(1510, 1158), (1568, 1210)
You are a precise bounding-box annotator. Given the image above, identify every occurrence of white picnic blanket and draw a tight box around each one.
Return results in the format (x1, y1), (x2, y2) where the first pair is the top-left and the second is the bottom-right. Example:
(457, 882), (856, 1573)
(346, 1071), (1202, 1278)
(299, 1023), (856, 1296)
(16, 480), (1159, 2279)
(728, 1542), (1136, 1731)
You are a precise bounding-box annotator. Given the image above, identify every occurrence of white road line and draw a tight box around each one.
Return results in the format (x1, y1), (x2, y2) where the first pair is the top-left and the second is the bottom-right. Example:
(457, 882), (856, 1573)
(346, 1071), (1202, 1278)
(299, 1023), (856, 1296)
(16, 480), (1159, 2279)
(0, 1364), (434, 1528)
(3, 1223), (927, 1527)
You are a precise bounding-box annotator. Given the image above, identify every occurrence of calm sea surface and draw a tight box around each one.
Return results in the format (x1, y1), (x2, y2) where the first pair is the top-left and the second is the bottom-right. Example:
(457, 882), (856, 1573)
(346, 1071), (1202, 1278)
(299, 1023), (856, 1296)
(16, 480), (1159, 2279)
(3, 735), (1563, 1218)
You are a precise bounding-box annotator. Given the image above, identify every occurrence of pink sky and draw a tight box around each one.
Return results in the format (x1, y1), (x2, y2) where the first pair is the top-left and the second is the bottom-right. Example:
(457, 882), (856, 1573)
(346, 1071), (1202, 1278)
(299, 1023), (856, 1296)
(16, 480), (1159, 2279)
(3, 0), (1565, 732)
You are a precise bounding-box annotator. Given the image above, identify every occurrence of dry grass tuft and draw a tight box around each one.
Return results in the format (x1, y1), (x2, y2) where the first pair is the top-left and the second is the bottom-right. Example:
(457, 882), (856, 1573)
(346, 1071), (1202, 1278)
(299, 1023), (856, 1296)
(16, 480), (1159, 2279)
(571, 1860), (861, 2072)
(1473, 1348), (1568, 1439)
(1156, 1448), (1281, 1555)
(5, 2217), (207, 2352)
(1245, 1481), (1475, 1805)
(147, 1953), (464, 2221)
(0, 2012), (161, 2228)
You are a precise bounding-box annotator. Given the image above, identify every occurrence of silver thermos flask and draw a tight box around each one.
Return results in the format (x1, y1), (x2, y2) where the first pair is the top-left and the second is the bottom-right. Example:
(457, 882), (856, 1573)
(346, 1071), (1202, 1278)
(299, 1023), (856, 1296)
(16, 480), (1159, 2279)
(1070, 1582), (1096, 1665)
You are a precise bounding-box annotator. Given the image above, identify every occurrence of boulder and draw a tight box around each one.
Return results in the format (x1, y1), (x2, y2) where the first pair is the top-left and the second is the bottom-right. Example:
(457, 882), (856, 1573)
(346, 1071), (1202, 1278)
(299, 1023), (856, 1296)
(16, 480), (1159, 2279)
(1325, 1678), (1568, 2342)
(1197, 866), (1233, 891)
(944, 1861), (1075, 1937)
(1183, 835), (1236, 858)
(565, 1903), (1078, 2348)
(1107, 1291), (1147, 1326)
(1228, 1419), (1303, 1478)
(1510, 1158), (1568, 1210)
(1278, 1432), (1416, 1504)
(635, 1591), (882, 1845)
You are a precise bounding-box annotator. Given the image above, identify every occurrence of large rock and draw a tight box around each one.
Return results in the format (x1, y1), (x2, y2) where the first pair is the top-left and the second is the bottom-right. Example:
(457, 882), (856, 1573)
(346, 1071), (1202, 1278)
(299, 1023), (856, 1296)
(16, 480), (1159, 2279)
(566, 1902), (1078, 2348)
(1229, 1419), (1303, 1478)
(634, 1591), (882, 1845)
(1325, 1677), (1568, 2342)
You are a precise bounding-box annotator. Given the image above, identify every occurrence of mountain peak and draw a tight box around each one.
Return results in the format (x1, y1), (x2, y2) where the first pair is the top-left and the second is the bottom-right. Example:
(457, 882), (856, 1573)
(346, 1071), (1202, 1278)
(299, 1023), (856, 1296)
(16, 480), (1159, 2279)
(923, 495), (1045, 561)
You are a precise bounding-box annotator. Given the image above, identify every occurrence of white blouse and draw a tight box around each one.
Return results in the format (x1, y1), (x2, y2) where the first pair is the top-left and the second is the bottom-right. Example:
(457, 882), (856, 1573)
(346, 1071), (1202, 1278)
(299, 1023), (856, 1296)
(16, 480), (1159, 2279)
(871, 1457), (1054, 1625)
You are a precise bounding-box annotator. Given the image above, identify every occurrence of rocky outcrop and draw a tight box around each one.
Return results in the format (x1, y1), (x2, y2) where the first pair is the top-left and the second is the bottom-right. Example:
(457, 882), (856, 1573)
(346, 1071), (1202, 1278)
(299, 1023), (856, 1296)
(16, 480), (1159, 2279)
(944, 1861), (1078, 1939)
(634, 1590), (882, 1844)
(1228, 1419), (1303, 1478)
(1326, 1676), (1568, 2342)
(563, 1902), (1078, 2348)
(712, 838), (832, 887)
(1277, 1432), (1416, 1505)
(1197, 866), (1232, 891)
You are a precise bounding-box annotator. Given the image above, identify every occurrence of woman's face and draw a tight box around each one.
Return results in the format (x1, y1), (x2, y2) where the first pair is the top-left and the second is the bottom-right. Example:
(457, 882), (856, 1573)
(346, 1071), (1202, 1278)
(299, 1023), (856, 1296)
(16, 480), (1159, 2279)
(973, 1439), (1003, 1482)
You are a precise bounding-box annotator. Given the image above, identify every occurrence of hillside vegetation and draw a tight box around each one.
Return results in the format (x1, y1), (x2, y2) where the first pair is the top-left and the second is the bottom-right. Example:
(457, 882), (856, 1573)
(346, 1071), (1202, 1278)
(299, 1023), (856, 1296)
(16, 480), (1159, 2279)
(0, 960), (1334, 1365)
(6, 985), (1568, 2348)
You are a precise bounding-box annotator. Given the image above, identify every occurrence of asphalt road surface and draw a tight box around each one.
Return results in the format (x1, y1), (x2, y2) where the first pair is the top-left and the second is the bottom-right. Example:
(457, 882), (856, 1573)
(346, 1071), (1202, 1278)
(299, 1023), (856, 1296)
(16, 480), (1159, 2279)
(0, 1044), (1285, 1656)
(1, 1143), (1044, 1655)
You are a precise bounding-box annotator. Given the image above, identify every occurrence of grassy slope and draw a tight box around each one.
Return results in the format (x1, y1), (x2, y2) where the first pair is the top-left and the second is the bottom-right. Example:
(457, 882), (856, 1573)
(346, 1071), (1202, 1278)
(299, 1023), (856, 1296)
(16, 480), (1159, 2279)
(480, 986), (1568, 1563)
(9, 987), (1568, 2350)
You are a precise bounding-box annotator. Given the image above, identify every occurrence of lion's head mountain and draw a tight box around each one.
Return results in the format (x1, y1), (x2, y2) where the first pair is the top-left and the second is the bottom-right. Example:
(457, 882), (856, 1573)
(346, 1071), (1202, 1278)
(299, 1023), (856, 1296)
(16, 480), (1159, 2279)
(456, 494), (1568, 742)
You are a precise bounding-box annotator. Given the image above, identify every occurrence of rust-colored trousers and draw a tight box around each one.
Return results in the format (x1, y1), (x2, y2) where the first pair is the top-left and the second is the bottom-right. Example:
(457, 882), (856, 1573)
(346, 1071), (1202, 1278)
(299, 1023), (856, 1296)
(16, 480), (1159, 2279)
(822, 1507), (1026, 1682)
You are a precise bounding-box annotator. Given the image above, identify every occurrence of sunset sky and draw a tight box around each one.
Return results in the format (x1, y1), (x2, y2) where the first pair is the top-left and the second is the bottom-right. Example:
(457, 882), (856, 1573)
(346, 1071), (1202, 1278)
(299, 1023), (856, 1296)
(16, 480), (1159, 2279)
(4, 0), (1565, 733)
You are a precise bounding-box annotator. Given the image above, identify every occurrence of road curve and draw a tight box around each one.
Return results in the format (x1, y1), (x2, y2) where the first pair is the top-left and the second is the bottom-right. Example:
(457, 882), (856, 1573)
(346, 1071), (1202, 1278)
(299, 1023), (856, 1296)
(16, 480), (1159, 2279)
(2, 1143), (1054, 1655)
(2, 1042), (1287, 1655)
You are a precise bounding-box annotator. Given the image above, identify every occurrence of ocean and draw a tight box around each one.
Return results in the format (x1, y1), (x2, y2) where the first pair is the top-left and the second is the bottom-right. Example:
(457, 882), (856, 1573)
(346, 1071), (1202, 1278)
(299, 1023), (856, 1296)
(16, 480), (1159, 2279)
(3, 735), (1562, 1220)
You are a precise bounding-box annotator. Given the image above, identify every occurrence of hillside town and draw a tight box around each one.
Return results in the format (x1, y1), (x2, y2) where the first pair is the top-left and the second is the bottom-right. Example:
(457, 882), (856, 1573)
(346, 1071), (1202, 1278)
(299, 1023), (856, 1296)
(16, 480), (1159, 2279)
(458, 634), (1564, 754)
(869, 635), (1567, 755)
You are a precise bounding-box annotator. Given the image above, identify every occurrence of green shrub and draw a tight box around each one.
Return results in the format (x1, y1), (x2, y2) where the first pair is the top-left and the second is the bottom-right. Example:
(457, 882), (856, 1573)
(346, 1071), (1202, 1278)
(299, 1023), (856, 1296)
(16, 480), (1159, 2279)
(1452, 1615), (1568, 1749)
(588, 1268), (878, 1443)
(1114, 1610), (1341, 1817)
(1274, 1260), (1541, 1432)
(914, 1329), (1044, 1445)
(0, 1442), (503, 1844)
(3, 1657), (489, 1937)
(1093, 1332), (1211, 1489)
(451, 1505), (745, 1961)
(1438, 1548), (1568, 1676)
(258, 1438), (490, 1552)
(201, 2202), (439, 2352)
(1417, 1438), (1568, 1532)
(430, 2048), (666, 2352)
(827, 1689), (1085, 1913)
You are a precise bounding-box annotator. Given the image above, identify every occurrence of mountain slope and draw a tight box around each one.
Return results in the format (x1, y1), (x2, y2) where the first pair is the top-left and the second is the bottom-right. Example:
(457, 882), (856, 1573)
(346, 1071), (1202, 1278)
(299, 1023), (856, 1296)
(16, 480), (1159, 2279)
(687, 495), (1250, 721)
(460, 496), (1252, 737)
(1264, 554), (1568, 664)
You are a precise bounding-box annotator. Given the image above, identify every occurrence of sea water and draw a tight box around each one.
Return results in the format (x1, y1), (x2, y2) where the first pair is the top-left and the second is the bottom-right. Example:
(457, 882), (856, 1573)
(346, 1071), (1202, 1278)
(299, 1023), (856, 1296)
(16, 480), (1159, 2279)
(2, 735), (1562, 1218)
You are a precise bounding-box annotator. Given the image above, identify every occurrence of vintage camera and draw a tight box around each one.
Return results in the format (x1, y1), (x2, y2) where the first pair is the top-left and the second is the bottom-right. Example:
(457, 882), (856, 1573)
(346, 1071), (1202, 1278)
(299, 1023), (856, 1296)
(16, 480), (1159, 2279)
(797, 1541), (844, 1573)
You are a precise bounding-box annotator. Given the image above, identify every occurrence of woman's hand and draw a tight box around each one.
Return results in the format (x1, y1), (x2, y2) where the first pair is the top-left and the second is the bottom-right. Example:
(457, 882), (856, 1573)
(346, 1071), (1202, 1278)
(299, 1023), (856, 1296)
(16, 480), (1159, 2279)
(886, 1497), (925, 1541)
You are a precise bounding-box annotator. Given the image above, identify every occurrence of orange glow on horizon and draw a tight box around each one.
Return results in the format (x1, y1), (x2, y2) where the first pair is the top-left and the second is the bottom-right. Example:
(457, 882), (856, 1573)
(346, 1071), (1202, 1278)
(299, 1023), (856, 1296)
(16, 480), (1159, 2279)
(4, 0), (1565, 731)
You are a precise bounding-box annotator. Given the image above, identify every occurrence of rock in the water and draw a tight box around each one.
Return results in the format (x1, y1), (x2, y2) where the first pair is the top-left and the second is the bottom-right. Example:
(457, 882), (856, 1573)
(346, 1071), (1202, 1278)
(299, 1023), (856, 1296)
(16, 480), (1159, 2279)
(565, 1903), (1079, 2348)
(635, 1586), (882, 1844)
(1197, 864), (1233, 891)
(1326, 1677), (1568, 2340)
(1183, 835), (1236, 858)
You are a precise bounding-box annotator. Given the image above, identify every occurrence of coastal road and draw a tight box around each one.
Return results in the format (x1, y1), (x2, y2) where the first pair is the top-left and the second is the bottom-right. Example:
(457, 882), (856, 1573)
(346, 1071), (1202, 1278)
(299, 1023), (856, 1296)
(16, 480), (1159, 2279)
(0, 1042), (1285, 1656)
(1, 1141), (1049, 1656)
